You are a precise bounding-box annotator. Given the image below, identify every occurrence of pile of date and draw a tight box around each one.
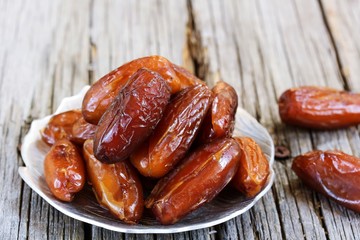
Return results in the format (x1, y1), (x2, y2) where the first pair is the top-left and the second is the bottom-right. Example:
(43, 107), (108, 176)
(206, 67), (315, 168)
(40, 55), (360, 226)
(41, 56), (270, 225)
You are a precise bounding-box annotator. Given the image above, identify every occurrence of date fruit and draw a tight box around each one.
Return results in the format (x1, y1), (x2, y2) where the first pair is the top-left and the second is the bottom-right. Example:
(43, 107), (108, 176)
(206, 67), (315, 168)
(82, 56), (201, 124)
(292, 150), (360, 213)
(145, 138), (241, 225)
(41, 109), (82, 146)
(83, 139), (144, 223)
(44, 139), (86, 202)
(171, 63), (204, 88)
(278, 86), (360, 129)
(197, 81), (238, 143)
(130, 84), (212, 178)
(70, 116), (97, 145)
(231, 137), (270, 197)
(93, 68), (171, 163)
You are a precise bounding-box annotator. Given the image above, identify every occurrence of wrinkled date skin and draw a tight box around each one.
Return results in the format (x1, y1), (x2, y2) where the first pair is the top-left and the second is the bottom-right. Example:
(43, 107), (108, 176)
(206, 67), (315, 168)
(41, 110), (82, 146)
(278, 86), (360, 129)
(130, 84), (212, 178)
(292, 150), (360, 213)
(94, 68), (171, 163)
(197, 81), (238, 143)
(44, 139), (86, 202)
(231, 137), (270, 197)
(82, 56), (202, 124)
(83, 139), (144, 223)
(70, 116), (98, 145)
(145, 138), (240, 225)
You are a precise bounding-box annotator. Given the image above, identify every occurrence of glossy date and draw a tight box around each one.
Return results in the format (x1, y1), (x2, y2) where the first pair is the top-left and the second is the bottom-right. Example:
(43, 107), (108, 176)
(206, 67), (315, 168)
(171, 63), (204, 88)
(44, 139), (86, 202)
(83, 139), (144, 223)
(41, 109), (82, 146)
(278, 86), (360, 129)
(197, 81), (238, 143)
(93, 68), (171, 163)
(292, 150), (360, 213)
(70, 116), (97, 145)
(145, 138), (240, 225)
(130, 84), (212, 178)
(231, 137), (270, 197)
(82, 56), (202, 124)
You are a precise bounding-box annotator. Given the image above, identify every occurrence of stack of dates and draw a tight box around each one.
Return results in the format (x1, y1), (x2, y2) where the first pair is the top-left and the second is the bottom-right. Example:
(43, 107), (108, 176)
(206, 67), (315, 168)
(41, 56), (270, 225)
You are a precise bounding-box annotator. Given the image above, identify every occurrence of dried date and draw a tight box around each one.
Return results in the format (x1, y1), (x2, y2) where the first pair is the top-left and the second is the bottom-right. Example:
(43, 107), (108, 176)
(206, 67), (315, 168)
(130, 84), (212, 178)
(292, 150), (360, 213)
(82, 56), (201, 124)
(231, 137), (270, 197)
(83, 139), (144, 223)
(41, 109), (82, 146)
(278, 86), (360, 129)
(197, 81), (238, 143)
(145, 138), (240, 225)
(171, 63), (205, 88)
(44, 139), (86, 202)
(93, 68), (171, 163)
(70, 116), (97, 145)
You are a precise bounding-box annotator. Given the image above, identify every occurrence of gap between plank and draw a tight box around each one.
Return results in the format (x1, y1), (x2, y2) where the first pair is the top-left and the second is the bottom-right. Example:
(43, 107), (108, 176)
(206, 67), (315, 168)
(186, 0), (209, 81)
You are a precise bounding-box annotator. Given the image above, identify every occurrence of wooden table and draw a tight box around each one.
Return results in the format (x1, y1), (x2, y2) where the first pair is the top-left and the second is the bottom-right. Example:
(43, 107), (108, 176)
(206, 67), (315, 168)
(1, 0), (360, 239)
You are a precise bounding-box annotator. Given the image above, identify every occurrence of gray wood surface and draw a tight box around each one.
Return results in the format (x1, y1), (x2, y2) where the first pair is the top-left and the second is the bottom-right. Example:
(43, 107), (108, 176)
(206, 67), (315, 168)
(0, 0), (359, 239)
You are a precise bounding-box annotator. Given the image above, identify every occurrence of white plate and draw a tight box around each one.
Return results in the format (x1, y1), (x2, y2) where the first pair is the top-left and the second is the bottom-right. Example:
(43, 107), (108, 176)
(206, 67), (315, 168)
(19, 85), (275, 234)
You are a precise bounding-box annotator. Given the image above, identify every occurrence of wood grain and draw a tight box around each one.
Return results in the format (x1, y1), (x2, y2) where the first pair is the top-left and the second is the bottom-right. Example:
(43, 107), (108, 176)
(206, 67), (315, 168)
(0, 0), (359, 239)
(320, 0), (360, 92)
(0, 0), (90, 238)
(189, 0), (360, 239)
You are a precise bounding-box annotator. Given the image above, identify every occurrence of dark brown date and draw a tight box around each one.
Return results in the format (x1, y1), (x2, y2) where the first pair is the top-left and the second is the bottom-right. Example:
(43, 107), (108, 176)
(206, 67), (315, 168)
(93, 68), (171, 163)
(44, 139), (86, 202)
(130, 84), (212, 178)
(70, 116), (97, 145)
(231, 137), (270, 197)
(197, 81), (238, 143)
(279, 86), (360, 129)
(82, 56), (201, 124)
(145, 138), (240, 225)
(41, 110), (82, 146)
(83, 139), (144, 223)
(292, 150), (360, 213)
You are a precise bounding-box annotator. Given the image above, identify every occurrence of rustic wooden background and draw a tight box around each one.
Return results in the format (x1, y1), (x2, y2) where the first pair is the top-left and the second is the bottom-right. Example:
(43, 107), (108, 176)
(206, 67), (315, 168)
(1, 0), (360, 239)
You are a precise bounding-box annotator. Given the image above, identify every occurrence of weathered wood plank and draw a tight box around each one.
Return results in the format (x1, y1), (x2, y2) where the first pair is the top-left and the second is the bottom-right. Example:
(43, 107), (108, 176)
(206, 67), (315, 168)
(190, 0), (360, 240)
(320, 0), (360, 92)
(1, 0), (360, 239)
(0, 0), (90, 239)
(90, 0), (189, 83)
(26, 0), (91, 238)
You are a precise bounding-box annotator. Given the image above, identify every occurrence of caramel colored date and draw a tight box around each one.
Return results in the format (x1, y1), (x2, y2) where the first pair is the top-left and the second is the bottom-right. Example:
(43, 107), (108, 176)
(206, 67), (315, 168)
(145, 138), (240, 225)
(231, 137), (269, 197)
(83, 139), (144, 223)
(94, 68), (171, 163)
(279, 86), (360, 129)
(44, 139), (86, 202)
(292, 150), (360, 213)
(171, 63), (204, 87)
(130, 84), (212, 178)
(70, 116), (97, 145)
(198, 81), (238, 143)
(41, 110), (82, 146)
(82, 56), (201, 124)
